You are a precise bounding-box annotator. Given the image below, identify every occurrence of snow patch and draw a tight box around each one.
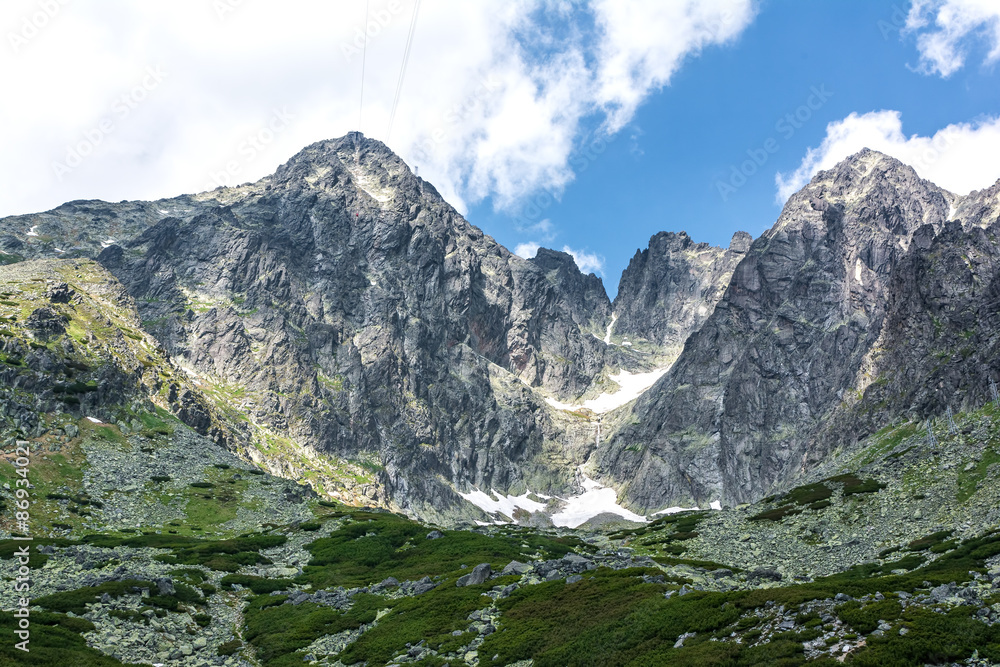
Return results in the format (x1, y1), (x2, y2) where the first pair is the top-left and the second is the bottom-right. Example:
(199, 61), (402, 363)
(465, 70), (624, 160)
(458, 488), (548, 518)
(947, 203), (957, 220)
(550, 475), (648, 528)
(459, 476), (651, 529)
(603, 313), (617, 344)
(26, 225), (39, 237)
(101, 238), (118, 248)
(651, 505), (700, 516)
(545, 366), (670, 414)
(854, 258), (864, 285)
(86, 417), (103, 424)
(651, 500), (723, 516)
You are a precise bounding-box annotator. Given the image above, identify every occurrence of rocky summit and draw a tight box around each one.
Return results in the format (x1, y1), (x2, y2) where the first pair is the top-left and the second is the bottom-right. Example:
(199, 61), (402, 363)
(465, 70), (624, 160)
(2, 136), (1000, 666)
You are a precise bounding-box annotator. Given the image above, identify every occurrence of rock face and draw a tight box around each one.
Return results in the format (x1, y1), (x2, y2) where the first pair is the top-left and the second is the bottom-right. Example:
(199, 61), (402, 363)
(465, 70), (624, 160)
(595, 149), (976, 511)
(4, 140), (1000, 521)
(0, 134), (615, 520)
(819, 180), (1000, 453)
(612, 230), (750, 357)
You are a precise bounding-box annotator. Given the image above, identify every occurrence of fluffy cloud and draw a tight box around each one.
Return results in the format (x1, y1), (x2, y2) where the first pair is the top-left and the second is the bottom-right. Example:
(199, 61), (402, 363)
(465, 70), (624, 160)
(775, 110), (1000, 202)
(592, 0), (757, 131)
(514, 242), (541, 259)
(0, 0), (755, 222)
(562, 245), (604, 275)
(513, 241), (604, 276)
(906, 0), (1000, 76)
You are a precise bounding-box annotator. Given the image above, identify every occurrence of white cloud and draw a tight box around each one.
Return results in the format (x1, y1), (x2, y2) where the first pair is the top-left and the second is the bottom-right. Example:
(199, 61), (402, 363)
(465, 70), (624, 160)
(514, 241), (540, 259)
(562, 245), (604, 275)
(775, 110), (1000, 202)
(592, 0), (757, 132)
(0, 0), (755, 221)
(906, 0), (1000, 76)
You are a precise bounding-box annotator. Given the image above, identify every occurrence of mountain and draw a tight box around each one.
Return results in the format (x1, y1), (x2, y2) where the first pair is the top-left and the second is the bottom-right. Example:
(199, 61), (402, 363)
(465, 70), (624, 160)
(4, 138), (1000, 667)
(3, 138), (1000, 526)
(612, 229), (751, 360)
(593, 149), (1000, 511)
(0, 134), (632, 523)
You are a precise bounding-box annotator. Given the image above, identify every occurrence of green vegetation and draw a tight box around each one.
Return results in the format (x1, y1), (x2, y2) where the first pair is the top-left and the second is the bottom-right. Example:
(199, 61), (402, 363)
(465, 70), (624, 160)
(221, 574), (295, 594)
(339, 580), (501, 666)
(82, 532), (285, 572)
(956, 443), (1000, 502)
(473, 529), (1000, 666)
(610, 511), (710, 556)
(35, 579), (163, 615)
(243, 593), (387, 666)
(299, 510), (581, 588)
(0, 611), (141, 666)
(749, 473), (885, 521)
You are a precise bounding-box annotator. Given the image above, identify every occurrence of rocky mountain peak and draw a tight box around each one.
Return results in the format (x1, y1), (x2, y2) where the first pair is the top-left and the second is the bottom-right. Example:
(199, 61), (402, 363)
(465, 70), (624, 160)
(611, 229), (750, 353)
(728, 230), (753, 253)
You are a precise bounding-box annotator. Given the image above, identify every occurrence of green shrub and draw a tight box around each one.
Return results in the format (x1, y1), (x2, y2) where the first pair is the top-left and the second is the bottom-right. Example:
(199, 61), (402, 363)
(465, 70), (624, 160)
(220, 574), (294, 595)
(217, 639), (243, 656)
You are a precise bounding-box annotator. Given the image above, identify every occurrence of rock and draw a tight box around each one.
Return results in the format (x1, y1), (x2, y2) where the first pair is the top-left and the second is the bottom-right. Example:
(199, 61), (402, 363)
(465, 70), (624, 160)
(412, 577), (438, 595)
(502, 560), (532, 575)
(566, 575), (582, 584)
(748, 568), (782, 583)
(456, 564), (492, 587)
(835, 593), (852, 602)
(25, 306), (68, 339)
(596, 150), (964, 513)
(426, 530), (444, 540)
(154, 578), (175, 596)
(930, 583), (956, 602)
(46, 282), (74, 303)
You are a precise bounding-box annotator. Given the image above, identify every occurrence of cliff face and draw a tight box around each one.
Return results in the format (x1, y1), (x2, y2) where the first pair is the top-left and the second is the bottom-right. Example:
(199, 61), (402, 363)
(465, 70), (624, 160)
(0, 135), (616, 520)
(594, 150), (964, 510)
(4, 139), (1000, 522)
(612, 230), (751, 358)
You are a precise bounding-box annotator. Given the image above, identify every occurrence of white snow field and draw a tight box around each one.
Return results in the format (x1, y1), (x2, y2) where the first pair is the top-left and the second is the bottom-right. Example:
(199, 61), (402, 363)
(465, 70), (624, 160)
(545, 366), (670, 414)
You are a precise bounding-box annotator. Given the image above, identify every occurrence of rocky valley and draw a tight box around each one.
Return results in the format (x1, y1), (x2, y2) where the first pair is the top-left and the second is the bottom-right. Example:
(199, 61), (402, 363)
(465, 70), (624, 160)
(1, 135), (1000, 666)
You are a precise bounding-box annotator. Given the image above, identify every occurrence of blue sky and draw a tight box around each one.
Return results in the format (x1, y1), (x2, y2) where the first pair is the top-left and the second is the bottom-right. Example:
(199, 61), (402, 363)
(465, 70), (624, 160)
(2, 1), (1000, 299)
(469, 0), (1000, 296)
